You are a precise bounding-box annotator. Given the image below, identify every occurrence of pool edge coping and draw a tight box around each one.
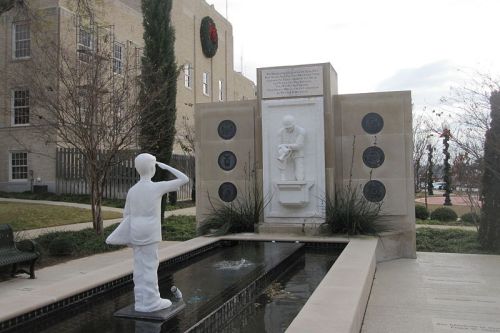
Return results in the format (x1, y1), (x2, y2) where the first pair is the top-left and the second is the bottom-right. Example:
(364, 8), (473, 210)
(286, 237), (378, 333)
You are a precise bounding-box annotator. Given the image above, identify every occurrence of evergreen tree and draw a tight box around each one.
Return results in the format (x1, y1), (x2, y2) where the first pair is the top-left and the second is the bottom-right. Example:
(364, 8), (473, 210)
(139, 0), (179, 222)
(479, 91), (500, 250)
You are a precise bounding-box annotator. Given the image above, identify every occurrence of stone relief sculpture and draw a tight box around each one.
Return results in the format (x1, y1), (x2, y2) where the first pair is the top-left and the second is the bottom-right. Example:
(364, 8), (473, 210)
(106, 153), (189, 313)
(277, 115), (306, 181)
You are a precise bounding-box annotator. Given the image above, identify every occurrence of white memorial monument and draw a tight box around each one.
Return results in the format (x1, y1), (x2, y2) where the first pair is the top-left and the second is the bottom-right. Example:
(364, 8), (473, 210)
(196, 62), (416, 260)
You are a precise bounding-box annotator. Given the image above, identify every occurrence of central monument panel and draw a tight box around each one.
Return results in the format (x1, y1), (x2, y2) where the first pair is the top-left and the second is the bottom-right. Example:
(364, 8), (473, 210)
(259, 64), (328, 224)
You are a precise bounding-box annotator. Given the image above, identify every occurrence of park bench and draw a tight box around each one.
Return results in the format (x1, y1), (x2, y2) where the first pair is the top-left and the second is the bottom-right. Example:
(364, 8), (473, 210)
(0, 224), (39, 279)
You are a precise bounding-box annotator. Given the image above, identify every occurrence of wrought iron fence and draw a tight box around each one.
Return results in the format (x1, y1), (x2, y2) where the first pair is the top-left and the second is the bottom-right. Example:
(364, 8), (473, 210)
(56, 148), (195, 200)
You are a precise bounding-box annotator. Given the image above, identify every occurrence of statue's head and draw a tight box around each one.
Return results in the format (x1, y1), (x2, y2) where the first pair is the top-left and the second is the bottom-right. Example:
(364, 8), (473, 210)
(283, 115), (295, 132)
(135, 153), (156, 179)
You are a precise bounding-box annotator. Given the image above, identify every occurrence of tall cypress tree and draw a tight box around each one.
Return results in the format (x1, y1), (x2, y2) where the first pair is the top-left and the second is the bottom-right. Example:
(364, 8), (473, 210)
(139, 0), (178, 222)
(479, 91), (500, 250)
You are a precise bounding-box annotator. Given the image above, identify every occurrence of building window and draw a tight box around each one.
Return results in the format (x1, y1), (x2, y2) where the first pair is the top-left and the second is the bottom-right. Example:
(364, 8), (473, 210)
(13, 22), (31, 59)
(218, 80), (224, 101)
(184, 64), (192, 89)
(78, 27), (93, 62)
(202, 72), (210, 96)
(10, 152), (28, 181)
(113, 42), (123, 74)
(12, 89), (30, 125)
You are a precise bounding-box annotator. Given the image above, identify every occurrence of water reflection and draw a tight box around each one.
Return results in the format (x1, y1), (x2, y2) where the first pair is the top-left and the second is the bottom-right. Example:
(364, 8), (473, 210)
(222, 250), (338, 333)
(135, 320), (162, 333)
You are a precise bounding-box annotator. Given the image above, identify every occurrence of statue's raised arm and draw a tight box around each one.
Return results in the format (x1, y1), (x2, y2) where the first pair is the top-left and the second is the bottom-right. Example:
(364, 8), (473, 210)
(156, 162), (189, 193)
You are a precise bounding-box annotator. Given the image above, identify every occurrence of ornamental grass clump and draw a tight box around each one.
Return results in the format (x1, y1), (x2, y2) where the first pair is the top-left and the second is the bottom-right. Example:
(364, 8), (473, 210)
(198, 164), (267, 236)
(323, 185), (386, 235)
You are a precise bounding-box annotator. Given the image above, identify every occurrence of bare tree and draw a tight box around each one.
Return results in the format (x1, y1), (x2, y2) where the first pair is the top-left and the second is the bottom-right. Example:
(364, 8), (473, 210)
(5, 0), (165, 234)
(175, 114), (196, 157)
(452, 152), (481, 225)
(412, 112), (432, 192)
(440, 71), (500, 176)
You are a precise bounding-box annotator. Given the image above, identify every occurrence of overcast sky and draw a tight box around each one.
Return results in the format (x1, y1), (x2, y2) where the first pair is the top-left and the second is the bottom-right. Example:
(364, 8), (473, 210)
(206, 0), (499, 111)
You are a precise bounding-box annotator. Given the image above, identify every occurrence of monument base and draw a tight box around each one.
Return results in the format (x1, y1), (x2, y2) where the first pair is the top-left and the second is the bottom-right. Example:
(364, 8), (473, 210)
(114, 300), (185, 321)
(275, 181), (314, 207)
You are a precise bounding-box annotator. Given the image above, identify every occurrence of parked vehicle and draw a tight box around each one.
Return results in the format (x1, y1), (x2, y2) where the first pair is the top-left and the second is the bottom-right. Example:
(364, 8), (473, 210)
(432, 182), (446, 190)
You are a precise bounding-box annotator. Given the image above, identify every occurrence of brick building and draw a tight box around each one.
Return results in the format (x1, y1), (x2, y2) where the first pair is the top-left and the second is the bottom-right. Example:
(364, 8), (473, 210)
(0, 0), (255, 193)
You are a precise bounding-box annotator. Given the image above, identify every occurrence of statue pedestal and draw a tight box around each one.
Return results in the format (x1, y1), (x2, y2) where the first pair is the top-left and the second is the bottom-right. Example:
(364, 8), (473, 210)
(114, 300), (185, 321)
(275, 181), (313, 207)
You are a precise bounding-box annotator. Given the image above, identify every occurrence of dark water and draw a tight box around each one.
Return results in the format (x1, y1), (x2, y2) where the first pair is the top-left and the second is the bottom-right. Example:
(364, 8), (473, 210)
(220, 249), (338, 333)
(22, 242), (303, 333)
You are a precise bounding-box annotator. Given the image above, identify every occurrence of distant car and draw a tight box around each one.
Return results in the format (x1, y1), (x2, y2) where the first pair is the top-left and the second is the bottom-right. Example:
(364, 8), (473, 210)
(432, 182), (446, 190)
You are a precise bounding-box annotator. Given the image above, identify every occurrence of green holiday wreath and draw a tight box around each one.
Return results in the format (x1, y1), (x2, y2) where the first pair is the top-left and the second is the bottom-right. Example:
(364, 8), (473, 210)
(200, 16), (218, 58)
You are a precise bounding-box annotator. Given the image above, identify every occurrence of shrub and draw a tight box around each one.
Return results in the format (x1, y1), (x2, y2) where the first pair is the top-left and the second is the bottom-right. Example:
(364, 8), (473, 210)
(168, 191), (177, 205)
(48, 237), (75, 256)
(162, 215), (196, 241)
(36, 225), (123, 258)
(461, 212), (480, 225)
(430, 207), (458, 222)
(415, 205), (429, 220)
(323, 185), (387, 235)
(416, 228), (482, 253)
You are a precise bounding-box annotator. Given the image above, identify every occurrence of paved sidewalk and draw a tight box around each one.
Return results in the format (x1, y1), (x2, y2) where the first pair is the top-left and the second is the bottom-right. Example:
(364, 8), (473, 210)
(362, 252), (500, 333)
(415, 194), (480, 206)
(416, 224), (477, 231)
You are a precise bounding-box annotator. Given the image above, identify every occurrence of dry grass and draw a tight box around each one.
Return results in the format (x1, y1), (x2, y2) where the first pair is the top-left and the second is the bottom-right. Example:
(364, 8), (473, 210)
(0, 202), (122, 231)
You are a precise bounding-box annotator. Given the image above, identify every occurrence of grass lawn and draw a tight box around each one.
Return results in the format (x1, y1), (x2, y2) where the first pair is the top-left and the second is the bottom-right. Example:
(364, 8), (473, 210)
(416, 228), (500, 255)
(0, 191), (195, 210)
(0, 202), (122, 231)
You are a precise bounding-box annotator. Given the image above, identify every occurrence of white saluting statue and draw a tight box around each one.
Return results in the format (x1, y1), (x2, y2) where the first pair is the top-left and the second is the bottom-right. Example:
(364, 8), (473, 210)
(106, 153), (189, 312)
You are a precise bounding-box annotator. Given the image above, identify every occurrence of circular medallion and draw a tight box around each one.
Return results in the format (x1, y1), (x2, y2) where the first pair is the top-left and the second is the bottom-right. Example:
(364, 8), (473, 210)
(217, 120), (236, 140)
(218, 151), (237, 171)
(362, 146), (385, 168)
(361, 113), (384, 134)
(218, 182), (237, 202)
(363, 180), (386, 202)
(200, 16), (218, 58)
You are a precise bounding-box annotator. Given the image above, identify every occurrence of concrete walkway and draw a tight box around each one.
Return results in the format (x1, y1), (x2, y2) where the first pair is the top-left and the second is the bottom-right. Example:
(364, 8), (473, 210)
(416, 224), (477, 231)
(0, 197), (196, 238)
(362, 252), (500, 333)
